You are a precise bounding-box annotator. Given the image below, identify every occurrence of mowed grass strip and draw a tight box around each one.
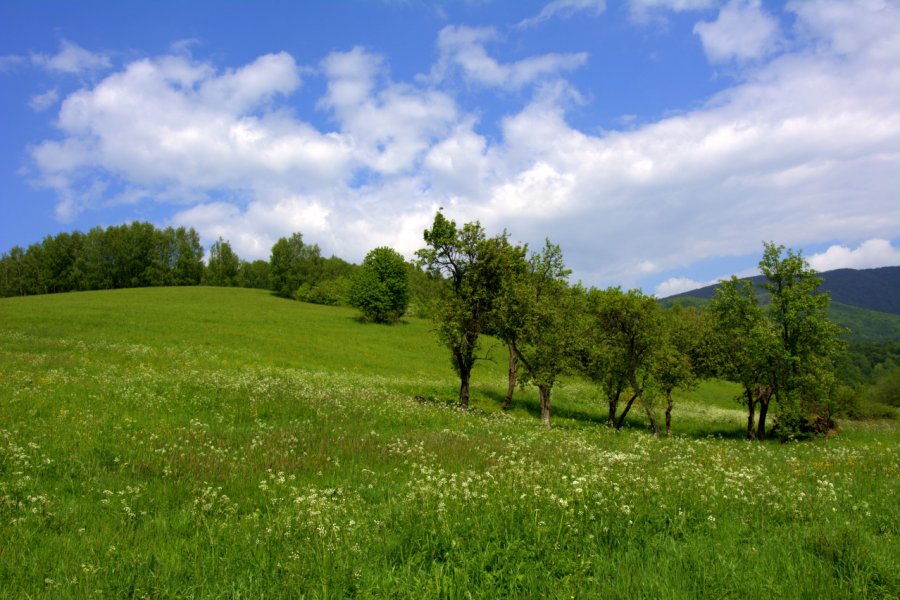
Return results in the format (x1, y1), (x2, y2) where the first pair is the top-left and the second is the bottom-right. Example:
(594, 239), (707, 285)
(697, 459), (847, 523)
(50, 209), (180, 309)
(1, 287), (897, 598)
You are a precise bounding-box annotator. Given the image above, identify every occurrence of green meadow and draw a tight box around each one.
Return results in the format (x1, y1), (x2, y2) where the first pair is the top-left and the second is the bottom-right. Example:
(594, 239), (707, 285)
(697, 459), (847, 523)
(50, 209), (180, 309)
(1, 287), (897, 598)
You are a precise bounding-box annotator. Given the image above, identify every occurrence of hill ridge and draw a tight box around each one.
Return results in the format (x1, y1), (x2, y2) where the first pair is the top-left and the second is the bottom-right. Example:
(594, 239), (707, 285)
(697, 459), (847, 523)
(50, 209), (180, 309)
(668, 265), (900, 316)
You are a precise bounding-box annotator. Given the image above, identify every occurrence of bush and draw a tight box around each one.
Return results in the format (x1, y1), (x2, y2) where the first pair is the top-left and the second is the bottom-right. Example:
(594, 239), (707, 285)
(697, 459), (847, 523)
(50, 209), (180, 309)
(869, 366), (900, 407)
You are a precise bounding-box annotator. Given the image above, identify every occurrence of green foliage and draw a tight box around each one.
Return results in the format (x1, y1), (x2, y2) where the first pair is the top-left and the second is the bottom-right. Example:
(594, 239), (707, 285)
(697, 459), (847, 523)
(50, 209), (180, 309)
(295, 275), (351, 306)
(760, 242), (844, 437)
(405, 262), (443, 318)
(710, 244), (846, 439)
(507, 240), (579, 427)
(269, 232), (322, 298)
(663, 272), (900, 345)
(0, 222), (206, 297)
(828, 302), (900, 343)
(349, 247), (410, 323)
(237, 259), (271, 290)
(204, 237), (240, 286)
(417, 211), (505, 407)
(868, 366), (900, 408)
(583, 286), (668, 433)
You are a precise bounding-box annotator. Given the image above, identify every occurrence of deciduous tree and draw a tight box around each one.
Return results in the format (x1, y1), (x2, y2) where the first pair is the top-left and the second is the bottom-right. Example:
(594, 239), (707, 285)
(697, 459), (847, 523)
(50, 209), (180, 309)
(508, 241), (580, 428)
(759, 242), (843, 438)
(205, 237), (240, 287)
(712, 276), (778, 439)
(349, 246), (410, 323)
(584, 287), (663, 435)
(417, 211), (503, 409)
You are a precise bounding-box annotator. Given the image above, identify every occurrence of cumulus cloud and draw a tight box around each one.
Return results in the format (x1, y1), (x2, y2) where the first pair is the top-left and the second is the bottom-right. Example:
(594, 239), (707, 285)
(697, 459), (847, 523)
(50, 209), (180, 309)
(31, 39), (111, 74)
(431, 26), (588, 89)
(808, 239), (900, 272)
(30, 51), (352, 213)
(517, 0), (606, 29)
(693, 1), (781, 63)
(320, 47), (459, 175)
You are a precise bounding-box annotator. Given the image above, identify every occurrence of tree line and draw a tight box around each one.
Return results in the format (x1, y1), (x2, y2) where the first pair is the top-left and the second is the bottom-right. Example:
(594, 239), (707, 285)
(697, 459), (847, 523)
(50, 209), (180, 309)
(416, 211), (847, 440)
(0, 222), (442, 316)
(0, 223), (206, 296)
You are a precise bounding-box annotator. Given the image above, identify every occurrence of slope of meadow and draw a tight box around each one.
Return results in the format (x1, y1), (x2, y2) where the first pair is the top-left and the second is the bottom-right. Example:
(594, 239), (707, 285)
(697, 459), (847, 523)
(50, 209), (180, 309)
(1, 288), (897, 598)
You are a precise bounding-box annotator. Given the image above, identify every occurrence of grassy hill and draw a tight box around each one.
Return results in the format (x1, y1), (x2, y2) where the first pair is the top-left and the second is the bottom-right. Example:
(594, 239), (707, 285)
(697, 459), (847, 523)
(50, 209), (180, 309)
(1, 288), (897, 597)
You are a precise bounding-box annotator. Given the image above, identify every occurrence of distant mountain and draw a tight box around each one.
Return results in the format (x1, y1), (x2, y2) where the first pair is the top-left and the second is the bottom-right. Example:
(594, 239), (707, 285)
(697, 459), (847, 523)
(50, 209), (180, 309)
(668, 266), (900, 316)
(663, 265), (900, 343)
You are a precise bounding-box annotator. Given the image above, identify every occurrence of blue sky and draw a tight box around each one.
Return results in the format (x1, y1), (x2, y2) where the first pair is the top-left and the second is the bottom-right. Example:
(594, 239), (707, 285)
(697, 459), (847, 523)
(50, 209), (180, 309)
(2, 0), (898, 296)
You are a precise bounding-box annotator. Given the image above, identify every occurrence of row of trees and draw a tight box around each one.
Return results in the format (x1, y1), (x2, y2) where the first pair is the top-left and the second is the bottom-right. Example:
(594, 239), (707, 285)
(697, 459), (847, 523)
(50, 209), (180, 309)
(417, 211), (843, 440)
(0, 223), (441, 319)
(0, 223), (206, 296)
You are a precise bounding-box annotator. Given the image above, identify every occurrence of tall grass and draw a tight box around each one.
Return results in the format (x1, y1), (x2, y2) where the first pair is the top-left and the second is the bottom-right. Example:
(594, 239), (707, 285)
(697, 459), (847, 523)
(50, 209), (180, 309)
(1, 287), (897, 598)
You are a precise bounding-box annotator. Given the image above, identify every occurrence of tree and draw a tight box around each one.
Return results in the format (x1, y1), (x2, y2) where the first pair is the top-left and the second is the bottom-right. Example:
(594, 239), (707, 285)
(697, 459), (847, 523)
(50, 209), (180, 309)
(507, 241), (579, 428)
(205, 238), (240, 286)
(269, 232), (325, 299)
(417, 211), (503, 409)
(655, 304), (715, 436)
(172, 227), (204, 285)
(0, 246), (27, 297)
(711, 276), (779, 440)
(869, 365), (900, 408)
(759, 242), (843, 437)
(238, 260), (271, 290)
(583, 287), (663, 435)
(349, 246), (410, 323)
(483, 234), (529, 410)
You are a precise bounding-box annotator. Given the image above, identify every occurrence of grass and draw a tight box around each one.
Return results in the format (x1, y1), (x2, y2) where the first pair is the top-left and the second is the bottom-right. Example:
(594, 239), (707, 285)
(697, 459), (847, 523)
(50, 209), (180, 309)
(1, 287), (898, 598)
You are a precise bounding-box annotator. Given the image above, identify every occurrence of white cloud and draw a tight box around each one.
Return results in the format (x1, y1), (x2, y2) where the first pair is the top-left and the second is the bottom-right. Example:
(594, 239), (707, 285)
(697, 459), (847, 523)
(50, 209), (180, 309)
(808, 239), (900, 272)
(320, 47), (459, 175)
(32, 52), (351, 201)
(693, 1), (781, 63)
(654, 276), (716, 297)
(0, 54), (27, 71)
(432, 26), (588, 89)
(517, 0), (606, 29)
(628, 0), (716, 24)
(28, 89), (59, 111)
(31, 39), (111, 74)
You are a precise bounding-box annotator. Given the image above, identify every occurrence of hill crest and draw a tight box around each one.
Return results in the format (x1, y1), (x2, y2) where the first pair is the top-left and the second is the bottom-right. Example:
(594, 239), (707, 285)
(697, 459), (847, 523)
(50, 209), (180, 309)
(668, 265), (900, 316)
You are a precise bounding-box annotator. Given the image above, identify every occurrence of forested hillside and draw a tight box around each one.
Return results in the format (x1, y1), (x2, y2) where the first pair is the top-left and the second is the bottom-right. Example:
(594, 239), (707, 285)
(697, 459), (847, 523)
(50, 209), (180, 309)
(668, 266), (900, 315)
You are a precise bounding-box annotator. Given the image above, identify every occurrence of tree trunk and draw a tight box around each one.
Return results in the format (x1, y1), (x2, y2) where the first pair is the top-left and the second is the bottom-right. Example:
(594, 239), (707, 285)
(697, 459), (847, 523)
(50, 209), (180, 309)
(502, 344), (517, 411)
(539, 385), (552, 429)
(607, 395), (618, 429)
(643, 399), (660, 437)
(458, 365), (471, 410)
(745, 386), (757, 441)
(616, 392), (639, 430)
(756, 385), (772, 441)
(665, 390), (674, 437)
